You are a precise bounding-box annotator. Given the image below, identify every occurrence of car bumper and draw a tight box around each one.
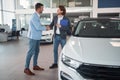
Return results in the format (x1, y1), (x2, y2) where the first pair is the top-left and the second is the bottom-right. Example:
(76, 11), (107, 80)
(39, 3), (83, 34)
(40, 36), (53, 43)
(58, 56), (89, 80)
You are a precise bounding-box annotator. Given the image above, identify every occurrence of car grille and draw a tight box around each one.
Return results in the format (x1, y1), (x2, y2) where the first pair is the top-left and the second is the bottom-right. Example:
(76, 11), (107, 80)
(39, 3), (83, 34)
(42, 35), (46, 36)
(76, 64), (120, 79)
(40, 40), (45, 41)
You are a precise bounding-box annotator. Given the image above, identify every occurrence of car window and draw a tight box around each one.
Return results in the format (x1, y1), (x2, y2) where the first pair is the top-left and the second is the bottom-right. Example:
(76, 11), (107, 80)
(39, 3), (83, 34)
(74, 19), (120, 38)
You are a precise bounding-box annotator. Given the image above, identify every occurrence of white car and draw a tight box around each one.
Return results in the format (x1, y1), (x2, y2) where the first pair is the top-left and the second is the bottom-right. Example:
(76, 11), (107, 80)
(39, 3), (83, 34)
(41, 29), (54, 43)
(40, 19), (54, 43)
(59, 18), (120, 80)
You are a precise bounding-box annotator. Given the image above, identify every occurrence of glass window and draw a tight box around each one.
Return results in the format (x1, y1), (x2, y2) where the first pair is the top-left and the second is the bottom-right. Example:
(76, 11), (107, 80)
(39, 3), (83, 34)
(17, 15), (26, 30)
(36, 0), (50, 8)
(75, 0), (90, 7)
(52, 0), (91, 8)
(52, 0), (75, 8)
(25, 15), (31, 30)
(0, 0), (2, 24)
(52, 0), (59, 8)
(0, 0), (1, 9)
(0, 0), (15, 25)
(30, 0), (50, 8)
(3, 0), (15, 11)
(18, 14), (31, 30)
(3, 12), (15, 28)
(68, 0), (75, 7)
(16, 0), (33, 9)
(59, 0), (68, 7)
(17, 14), (50, 30)
(16, 0), (50, 9)
(40, 14), (51, 26)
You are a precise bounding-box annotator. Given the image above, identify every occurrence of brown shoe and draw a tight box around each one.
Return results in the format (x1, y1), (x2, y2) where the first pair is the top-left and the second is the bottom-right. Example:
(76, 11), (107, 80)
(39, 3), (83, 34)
(24, 68), (35, 75)
(33, 65), (44, 71)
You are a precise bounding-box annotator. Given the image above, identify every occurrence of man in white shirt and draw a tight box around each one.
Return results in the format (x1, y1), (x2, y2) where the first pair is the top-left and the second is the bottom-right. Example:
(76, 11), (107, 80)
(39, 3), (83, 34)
(49, 5), (71, 69)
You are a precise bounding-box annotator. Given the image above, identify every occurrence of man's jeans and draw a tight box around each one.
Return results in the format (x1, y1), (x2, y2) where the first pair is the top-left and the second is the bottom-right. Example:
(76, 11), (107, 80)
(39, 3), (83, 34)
(25, 39), (40, 69)
(53, 35), (66, 64)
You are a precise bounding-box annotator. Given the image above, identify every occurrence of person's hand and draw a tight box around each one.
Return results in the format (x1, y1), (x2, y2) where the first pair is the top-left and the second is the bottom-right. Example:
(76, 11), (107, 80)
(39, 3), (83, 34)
(46, 26), (50, 31)
(56, 24), (61, 28)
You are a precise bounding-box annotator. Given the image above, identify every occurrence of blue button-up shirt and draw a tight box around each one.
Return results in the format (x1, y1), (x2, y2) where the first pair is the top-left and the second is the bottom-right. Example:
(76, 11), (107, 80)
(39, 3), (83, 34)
(27, 12), (46, 40)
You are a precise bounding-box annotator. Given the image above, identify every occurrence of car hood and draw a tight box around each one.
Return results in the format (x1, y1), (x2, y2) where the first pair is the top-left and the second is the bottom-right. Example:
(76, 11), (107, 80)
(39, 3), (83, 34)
(42, 30), (53, 35)
(63, 36), (120, 66)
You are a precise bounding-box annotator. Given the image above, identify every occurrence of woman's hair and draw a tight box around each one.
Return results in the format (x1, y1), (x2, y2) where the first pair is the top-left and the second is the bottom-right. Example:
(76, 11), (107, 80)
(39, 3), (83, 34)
(59, 5), (66, 15)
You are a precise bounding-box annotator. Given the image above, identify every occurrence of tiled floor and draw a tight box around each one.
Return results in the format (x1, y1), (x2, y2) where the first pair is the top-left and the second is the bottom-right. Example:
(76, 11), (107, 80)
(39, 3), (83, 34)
(0, 37), (58, 80)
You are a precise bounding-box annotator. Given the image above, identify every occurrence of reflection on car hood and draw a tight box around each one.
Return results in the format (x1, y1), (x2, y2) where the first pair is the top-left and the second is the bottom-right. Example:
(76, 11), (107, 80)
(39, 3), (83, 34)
(63, 36), (120, 66)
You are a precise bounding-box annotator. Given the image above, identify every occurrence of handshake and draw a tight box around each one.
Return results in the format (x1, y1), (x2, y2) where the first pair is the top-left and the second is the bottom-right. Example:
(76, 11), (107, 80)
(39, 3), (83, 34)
(46, 26), (50, 31)
(46, 24), (61, 31)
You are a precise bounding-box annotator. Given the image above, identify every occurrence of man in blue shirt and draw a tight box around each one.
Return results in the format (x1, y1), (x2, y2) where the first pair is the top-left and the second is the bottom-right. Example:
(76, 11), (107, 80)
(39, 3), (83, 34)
(24, 3), (48, 75)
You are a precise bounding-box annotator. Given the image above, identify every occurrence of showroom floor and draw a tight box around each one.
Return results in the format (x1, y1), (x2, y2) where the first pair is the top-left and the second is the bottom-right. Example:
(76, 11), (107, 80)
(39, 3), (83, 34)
(0, 37), (59, 80)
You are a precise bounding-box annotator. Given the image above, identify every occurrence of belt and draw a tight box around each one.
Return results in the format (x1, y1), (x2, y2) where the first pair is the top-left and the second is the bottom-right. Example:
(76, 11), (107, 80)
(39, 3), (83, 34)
(56, 34), (60, 36)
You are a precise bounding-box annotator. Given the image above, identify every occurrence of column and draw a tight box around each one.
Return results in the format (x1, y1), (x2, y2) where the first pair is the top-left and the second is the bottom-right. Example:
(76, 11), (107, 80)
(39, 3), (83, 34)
(50, 0), (52, 8)
(90, 12), (93, 18)
(1, 0), (4, 24)
(92, 0), (98, 18)
(50, 13), (53, 22)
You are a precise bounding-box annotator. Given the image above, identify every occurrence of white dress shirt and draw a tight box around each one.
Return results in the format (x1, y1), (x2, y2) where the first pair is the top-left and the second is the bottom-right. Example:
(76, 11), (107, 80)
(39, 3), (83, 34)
(56, 16), (63, 34)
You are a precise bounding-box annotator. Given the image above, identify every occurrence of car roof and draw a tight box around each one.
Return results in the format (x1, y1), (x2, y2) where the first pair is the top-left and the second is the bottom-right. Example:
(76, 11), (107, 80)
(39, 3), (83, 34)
(80, 18), (120, 21)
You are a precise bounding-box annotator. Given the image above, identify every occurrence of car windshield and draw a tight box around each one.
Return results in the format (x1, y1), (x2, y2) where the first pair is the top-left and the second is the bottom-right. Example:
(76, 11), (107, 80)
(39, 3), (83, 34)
(73, 19), (120, 38)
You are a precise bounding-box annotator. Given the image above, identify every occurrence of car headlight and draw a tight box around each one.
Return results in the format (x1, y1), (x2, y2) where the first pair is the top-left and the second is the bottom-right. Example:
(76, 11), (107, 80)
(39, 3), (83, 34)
(62, 54), (82, 69)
